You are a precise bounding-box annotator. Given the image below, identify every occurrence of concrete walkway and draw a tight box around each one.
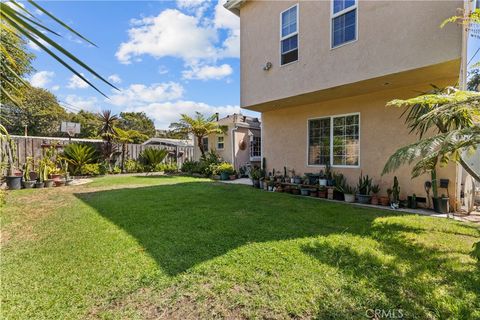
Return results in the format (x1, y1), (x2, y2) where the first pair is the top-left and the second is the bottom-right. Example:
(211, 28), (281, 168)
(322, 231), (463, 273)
(219, 178), (252, 185)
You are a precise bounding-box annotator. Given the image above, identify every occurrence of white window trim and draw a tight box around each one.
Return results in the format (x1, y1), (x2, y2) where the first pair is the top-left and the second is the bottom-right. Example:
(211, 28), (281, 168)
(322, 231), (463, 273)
(330, 0), (358, 49)
(279, 3), (299, 66)
(217, 136), (224, 150)
(306, 112), (361, 168)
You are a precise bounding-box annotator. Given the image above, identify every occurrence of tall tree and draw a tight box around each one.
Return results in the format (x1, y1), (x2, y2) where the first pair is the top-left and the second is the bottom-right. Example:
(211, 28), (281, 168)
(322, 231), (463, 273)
(68, 110), (102, 139)
(118, 112), (156, 140)
(1, 86), (68, 136)
(98, 110), (119, 167)
(0, 29), (34, 105)
(170, 112), (224, 157)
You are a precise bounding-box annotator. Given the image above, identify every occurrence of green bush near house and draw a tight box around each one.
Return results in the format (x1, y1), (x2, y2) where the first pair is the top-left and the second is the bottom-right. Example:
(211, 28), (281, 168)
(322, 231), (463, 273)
(62, 144), (97, 175)
(139, 148), (168, 172)
(80, 163), (101, 176)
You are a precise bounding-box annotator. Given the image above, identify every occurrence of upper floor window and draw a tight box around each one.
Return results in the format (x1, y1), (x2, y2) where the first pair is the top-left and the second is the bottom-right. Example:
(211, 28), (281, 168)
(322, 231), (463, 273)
(217, 136), (224, 150)
(308, 114), (360, 167)
(331, 0), (357, 48)
(280, 4), (298, 65)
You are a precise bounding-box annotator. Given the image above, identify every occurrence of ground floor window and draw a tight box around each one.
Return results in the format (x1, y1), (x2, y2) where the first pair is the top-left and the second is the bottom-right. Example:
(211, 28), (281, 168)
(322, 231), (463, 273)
(217, 136), (224, 150)
(250, 136), (261, 158)
(308, 113), (359, 166)
(202, 137), (209, 152)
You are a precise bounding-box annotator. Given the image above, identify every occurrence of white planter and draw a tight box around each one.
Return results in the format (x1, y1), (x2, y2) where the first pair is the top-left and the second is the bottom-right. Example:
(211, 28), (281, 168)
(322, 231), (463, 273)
(344, 194), (356, 203)
(319, 179), (328, 186)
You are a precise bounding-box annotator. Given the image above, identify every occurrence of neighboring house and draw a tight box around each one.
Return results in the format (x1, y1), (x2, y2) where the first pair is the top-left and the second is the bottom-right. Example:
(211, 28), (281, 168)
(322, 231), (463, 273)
(193, 113), (261, 170)
(225, 0), (464, 207)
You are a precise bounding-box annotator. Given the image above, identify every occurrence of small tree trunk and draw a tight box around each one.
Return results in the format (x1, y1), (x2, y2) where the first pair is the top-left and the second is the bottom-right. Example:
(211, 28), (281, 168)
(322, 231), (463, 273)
(121, 143), (126, 173)
(197, 136), (205, 157)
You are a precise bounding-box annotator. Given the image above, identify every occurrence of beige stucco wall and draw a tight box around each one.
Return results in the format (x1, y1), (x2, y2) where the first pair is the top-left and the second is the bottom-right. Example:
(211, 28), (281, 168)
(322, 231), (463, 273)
(240, 0), (462, 108)
(262, 80), (459, 205)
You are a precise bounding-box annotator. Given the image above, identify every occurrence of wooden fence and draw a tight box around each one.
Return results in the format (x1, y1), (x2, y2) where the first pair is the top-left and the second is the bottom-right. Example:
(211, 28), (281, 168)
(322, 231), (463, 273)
(1, 135), (194, 172)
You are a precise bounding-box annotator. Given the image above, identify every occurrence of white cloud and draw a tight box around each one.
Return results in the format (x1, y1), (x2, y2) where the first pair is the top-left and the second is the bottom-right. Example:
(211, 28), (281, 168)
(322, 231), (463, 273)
(108, 82), (184, 107)
(176, 0), (210, 16)
(183, 63), (233, 80)
(51, 85), (60, 91)
(108, 74), (122, 84)
(30, 71), (54, 88)
(67, 74), (89, 89)
(65, 95), (99, 112)
(116, 9), (218, 64)
(214, 0), (240, 58)
(126, 100), (240, 129)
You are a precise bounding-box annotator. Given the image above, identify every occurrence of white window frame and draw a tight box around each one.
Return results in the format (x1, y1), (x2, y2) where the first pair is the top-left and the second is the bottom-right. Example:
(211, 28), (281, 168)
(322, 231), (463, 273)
(217, 136), (224, 150)
(202, 137), (209, 152)
(306, 112), (361, 168)
(250, 136), (261, 159)
(330, 0), (358, 49)
(280, 3), (299, 66)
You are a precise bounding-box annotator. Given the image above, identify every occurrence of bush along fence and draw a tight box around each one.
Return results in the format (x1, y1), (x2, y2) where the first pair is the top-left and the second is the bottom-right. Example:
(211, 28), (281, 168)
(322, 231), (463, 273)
(1, 135), (194, 178)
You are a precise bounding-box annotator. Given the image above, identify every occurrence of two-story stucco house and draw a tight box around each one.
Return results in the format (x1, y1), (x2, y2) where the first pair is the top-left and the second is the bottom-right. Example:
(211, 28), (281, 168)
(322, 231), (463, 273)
(225, 0), (464, 207)
(193, 113), (262, 170)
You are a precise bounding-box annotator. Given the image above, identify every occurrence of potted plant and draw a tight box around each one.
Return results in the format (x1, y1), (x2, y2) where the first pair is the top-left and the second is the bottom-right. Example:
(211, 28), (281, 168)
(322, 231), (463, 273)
(35, 164), (45, 188)
(390, 176), (400, 209)
(357, 173), (373, 204)
(22, 157), (36, 189)
(216, 162), (234, 180)
(341, 184), (357, 203)
(318, 170), (328, 187)
(291, 185), (300, 195)
(309, 188), (318, 197)
(408, 194), (417, 209)
(370, 184), (380, 205)
(250, 166), (261, 188)
(332, 172), (346, 201)
(318, 186), (327, 198)
(229, 170), (237, 180)
(4, 134), (22, 190)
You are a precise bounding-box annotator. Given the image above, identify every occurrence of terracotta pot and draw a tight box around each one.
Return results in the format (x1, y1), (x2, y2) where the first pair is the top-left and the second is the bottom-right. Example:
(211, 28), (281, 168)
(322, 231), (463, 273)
(371, 196), (379, 205)
(54, 180), (66, 187)
(50, 174), (62, 181)
(309, 191), (318, 197)
(380, 196), (390, 206)
(229, 175), (236, 180)
(318, 190), (327, 198)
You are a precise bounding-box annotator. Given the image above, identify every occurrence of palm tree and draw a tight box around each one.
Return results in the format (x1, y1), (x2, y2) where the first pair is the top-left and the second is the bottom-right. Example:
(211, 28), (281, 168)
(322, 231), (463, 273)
(382, 87), (480, 199)
(170, 112), (225, 157)
(98, 110), (118, 167)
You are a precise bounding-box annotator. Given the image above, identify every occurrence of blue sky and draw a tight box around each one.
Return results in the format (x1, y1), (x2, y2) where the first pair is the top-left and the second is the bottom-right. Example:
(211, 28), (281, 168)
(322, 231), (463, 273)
(27, 0), (250, 129)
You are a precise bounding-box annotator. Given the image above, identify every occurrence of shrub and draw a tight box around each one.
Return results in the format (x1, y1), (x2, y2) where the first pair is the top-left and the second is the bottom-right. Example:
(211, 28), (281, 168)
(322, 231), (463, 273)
(62, 144), (97, 175)
(125, 159), (144, 173)
(215, 162), (234, 175)
(80, 163), (101, 176)
(181, 160), (198, 173)
(139, 148), (168, 172)
(110, 166), (121, 174)
(155, 163), (178, 173)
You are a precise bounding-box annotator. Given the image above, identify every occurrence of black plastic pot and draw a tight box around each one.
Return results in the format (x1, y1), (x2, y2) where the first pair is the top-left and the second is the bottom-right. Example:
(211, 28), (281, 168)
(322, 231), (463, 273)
(432, 197), (449, 214)
(357, 194), (372, 204)
(6, 176), (22, 190)
(333, 190), (344, 201)
(23, 180), (36, 189)
(35, 181), (45, 188)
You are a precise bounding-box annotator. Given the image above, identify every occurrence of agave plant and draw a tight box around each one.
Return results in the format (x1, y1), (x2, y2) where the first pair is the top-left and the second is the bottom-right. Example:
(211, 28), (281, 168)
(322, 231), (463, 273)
(139, 148), (168, 172)
(61, 144), (97, 175)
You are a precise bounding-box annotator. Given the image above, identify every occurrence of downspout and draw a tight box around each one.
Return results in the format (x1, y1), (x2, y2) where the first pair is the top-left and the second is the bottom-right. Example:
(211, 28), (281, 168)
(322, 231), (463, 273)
(231, 126), (238, 170)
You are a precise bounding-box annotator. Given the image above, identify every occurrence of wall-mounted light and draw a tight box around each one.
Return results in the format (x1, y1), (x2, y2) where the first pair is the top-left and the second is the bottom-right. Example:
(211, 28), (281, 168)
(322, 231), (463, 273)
(263, 62), (272, 71)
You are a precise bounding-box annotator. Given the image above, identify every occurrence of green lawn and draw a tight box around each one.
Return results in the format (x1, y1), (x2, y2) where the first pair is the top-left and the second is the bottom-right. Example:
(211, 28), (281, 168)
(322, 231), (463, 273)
(2, 175), (479, 319)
